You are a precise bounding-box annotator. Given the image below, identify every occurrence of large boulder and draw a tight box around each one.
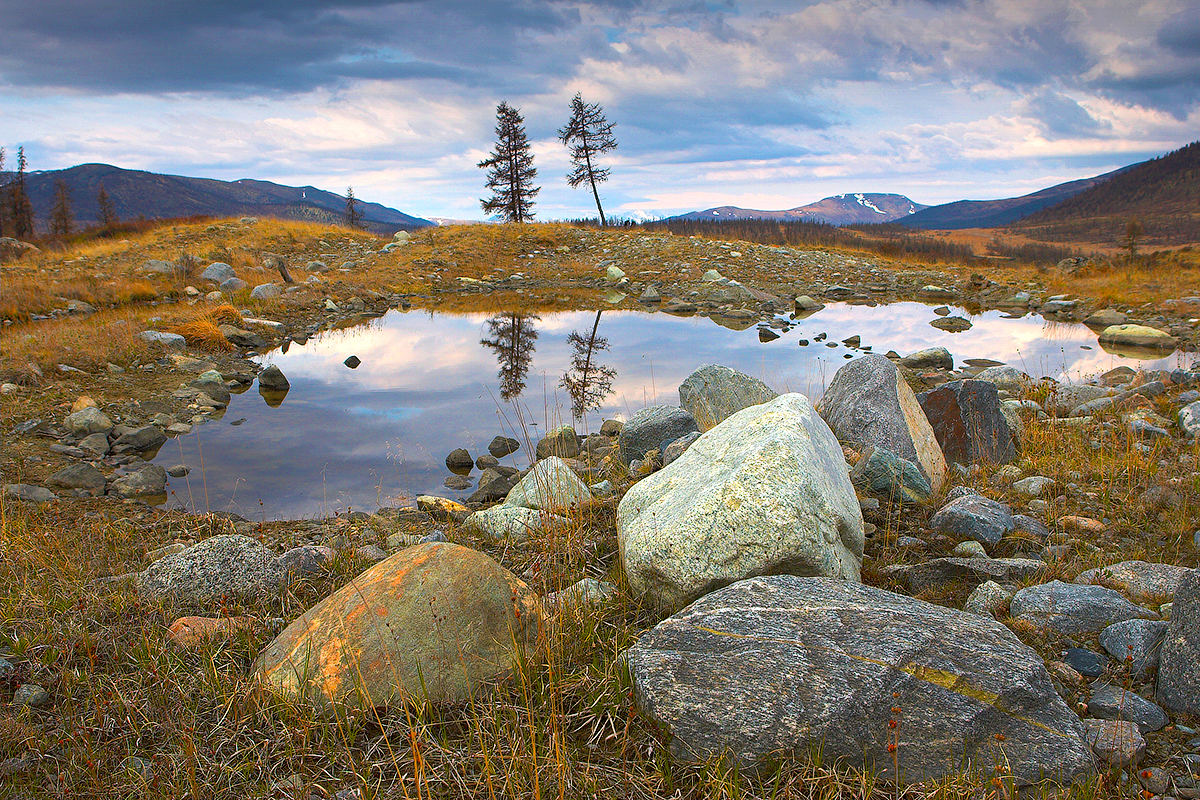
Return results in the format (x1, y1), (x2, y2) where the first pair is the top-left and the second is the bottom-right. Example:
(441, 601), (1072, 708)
(1157, 568), (1200, 715)
(201, 262), (236, 284)
(109, 465), (167, 498)
(678, 364), (778, 430)
(918, 380), (1017, 466)
(1098, 324), (1176, 351)
(618, 405), (699, 464)
(618, 393), (863, 612)
(1009, 581), (1157, 635)
(137, 534), (283, 605)
(503, 456), (592, 512)
(535, 426), (580, 460)
(253, 543), (541, 714)
(819, 354), (946, 491)
(627, 576), (1094, 785)
(1074, 561), (1189, 604)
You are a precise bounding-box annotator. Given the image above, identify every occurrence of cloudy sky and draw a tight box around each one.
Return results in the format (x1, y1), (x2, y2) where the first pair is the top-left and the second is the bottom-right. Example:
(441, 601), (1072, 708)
(3, 0), (1198, 221)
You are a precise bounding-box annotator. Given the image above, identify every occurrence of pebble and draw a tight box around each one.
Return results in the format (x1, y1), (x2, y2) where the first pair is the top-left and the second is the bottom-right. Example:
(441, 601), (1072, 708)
(13, 683), (52, 709)
(1062, 647), (1107, 678)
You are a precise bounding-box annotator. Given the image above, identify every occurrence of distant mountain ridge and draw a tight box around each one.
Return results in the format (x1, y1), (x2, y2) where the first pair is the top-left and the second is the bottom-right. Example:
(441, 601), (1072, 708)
(673, 193), (927, 225)
(11, 163), (432, 235)
(898, 167), (1135, 231)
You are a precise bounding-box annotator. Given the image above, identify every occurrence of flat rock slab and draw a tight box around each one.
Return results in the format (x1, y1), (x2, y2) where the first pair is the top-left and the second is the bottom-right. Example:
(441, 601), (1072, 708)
(1087, 683), (1167, 733)
(137, 534), (283, 605)
(254, 543), (540, 714)
(1157, 568), (1200, 715)
(888, 557), (1043, 595)
(1009, 580), (1156, 635)
(678, 364), (778, 431)
(619, 393), (863, 612)
(627, 576), (1093, 785)
(1074, 560), (1189, 604)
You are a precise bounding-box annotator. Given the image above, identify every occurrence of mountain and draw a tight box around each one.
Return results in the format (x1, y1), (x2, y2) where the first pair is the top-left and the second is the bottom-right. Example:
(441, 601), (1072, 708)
(1009, 141), (1200, 246)
(9, 163), (432, 235)
(673, 193), (927, 225)
(899, 166), (1135, 231)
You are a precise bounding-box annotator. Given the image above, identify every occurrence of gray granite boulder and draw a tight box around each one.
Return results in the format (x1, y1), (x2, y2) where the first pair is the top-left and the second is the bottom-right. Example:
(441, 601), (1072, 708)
(1044, 384), (1110, 417)
(1074, 560), (1188, 604)
(972, 365), (1030, 393)
(138, 330), (186, 349)
(662, 430), (701, 466)
(250, 283), (281, 300)
(899, 347), (952, 370)
(1087, 684), (1167, 733)
(1083, 719), (1144, 769)
(3, 484), (57, 503)
(1010, 581), (1157, 635)
(109, 465), (167, 498)
(619, 393), (863, 612)
(1099, 619), (1167, 681)
(1157, 568), (1200, 715)
(819, 353), (946, 491)
(678, 364), (778, 430)
(464, 506), (567, 540)
(618, 405), (699, 464)
(964, 580), (1014, 617)
(503, 456), (592, 512)
(201, 262), (236, 284)
(1180, 400), (1200, 438)
(111, 426), (167, 456)
(137, 534), (283, 604)
(928, 493), (1015, 547)
(535, 426), (580, 460)
(627, 576), (1094, 784)
(467, 467), (521, 504)
(918, 380), (1017, 466)
(46, 463), (106, 496)
(64, 407), (114, 436)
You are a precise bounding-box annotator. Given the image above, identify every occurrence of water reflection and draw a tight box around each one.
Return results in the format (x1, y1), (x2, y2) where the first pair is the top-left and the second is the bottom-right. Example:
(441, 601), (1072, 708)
(155, 302), (1185, 520)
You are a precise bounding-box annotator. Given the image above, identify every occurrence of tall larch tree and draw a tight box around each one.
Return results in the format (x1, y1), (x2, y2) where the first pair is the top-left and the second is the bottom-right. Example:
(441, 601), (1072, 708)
(10, 146), (34, 238)
(345, 186), (364, 228)
(479, 102), (539, 223)
(49, 180), (73, 237)
(558, 93), (618, 227)
(96, 185), (118, 230)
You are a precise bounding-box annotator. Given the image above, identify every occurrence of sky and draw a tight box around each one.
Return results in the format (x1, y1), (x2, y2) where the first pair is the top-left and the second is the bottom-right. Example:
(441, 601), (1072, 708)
(3, 0), (1199, 221)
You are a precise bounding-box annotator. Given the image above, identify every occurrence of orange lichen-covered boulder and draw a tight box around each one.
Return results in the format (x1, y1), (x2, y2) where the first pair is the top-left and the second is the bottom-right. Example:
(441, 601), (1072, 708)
(253, 542), (541, 714)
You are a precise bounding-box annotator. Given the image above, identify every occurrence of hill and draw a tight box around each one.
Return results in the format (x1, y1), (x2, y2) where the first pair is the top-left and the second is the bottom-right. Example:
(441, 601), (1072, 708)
(7, 163), (432, 235)
(898, 167), (1131, 230)
(673, 193), (926, 225)
(1009, 141), (1200, 247)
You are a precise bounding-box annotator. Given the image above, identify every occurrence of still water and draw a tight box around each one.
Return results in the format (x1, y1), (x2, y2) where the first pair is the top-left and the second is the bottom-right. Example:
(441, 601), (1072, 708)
(155, 302), (1184, 520)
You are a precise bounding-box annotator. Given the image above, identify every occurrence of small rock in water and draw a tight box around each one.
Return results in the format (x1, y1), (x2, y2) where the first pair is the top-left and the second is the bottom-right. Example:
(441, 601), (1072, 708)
(343, 355), (361, 369)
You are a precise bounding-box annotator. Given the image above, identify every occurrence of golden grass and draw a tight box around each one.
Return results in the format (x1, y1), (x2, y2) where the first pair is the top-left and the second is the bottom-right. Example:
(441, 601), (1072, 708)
(168, 319), (235, 352)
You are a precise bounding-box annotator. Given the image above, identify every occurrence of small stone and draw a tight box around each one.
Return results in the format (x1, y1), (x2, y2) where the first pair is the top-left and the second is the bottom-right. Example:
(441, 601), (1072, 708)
(168, 616), (261, 648)
(488, 436), (521, 458)
(1013, 476), (1055, 497)
(1061, 647), (1107, 678)
(1083, 718), (1144, 768)
(963, 580), (1012, 617)
(951, 540), (988, 558)
(344, 355), (361, 369)
(13, 683), (51, 709)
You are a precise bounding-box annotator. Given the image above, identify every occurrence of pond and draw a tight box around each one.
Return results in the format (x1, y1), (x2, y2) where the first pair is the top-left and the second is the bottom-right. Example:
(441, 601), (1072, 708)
(154, 302), (1186, 520)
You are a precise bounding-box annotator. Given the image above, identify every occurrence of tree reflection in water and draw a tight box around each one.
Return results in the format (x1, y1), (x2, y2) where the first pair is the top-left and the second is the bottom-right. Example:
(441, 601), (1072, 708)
(480, 312), (540, 401)
(561, 309), (617, 423)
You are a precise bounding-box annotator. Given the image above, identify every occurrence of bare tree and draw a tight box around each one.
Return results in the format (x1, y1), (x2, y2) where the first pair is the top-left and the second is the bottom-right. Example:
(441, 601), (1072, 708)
(560, 309), (617, 422)
(345, 186), (364, 229)
(479, 102), (539, 223)
(558, 93), (618, 227)
(96, 185), (118, 230)
(49, 180), (73, 237)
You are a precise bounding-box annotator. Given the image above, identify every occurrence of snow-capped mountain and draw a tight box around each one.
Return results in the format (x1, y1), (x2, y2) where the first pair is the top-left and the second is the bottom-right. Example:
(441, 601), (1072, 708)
(672, 193), (927, 225)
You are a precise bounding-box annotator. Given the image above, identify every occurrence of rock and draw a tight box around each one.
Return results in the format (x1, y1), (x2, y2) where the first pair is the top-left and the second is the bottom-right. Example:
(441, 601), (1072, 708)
(416, 495), (470, 523)
(1083, 719), (1144, 769)
(249, 283), (281, 300)
(475, 453), (499, 469)
(618, 393), (863, 612)
(201, 262), (236, 284)
(951, 540), (988, 558)
(794, 295), (824, 314)
(1009, 581), (1156, 635)
(503, 456), (593, 512)
(1087, 683), (1168, 733)
(627, 576), (1093, 784)
(467, 467), (521, 504)
(1045, 384), (1110, 417)
(1083, 309), (1127, 328)
(848, 445), (931, 505)
(545, 578), (617, 614)
(899, 347), (953, 370)
(599, 419), (623, 437)
(3, 484), (57, 503)
(445, 448), (474, 472)
(464, 506), (565, 540)
(278, 545), (336, 577)
(219, 324), (265, 347)
(678, 364), (778, 431)
(356, 544), (387, 563)
(12, 684), (52, 709)
(930, 316), (972, 332)
(138, 330), (187, 349)
(1013, 476), (1055, 496)
(343, 355), (361, 369)
(257, 364), (290, 390)
(253, 543), (541, 714)
(605, 265), (626, 283)
(890, 557), (1043, 595)
(444, 474), (471, 490)
(168, 616), (262, 648)
(928, 493), (1015, 547)
(618, 405), (699, 465)
(46, 463), (106, 495)
(1098, 324), (1176, 350)
(918, 380), (1016, 466)
(1157, 568), (1200, 715)
(971, 365), (1030, 393)
(1060, 515), (1105, 535)
(535, 426), (580, 460)
(488, 435), (521, 458)
(111, 426), (167, 455)
(137, 534), (283, 605)
(192, 378), (230, 406)
(79, 432), (110, 456)
(662, 430), (701, 466)
(64, 406), (113, 436)
(964, 580), (1013, 616)
(819, 354), (946, 492)
(1074, 560), (1189, 604)
(1179, 400), (1200, 438)
(419, 530), (447, 544)
(109, 465), (167, 498)
(1062, 646), (1107, 677)
(1099, 619), (1167, 681)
